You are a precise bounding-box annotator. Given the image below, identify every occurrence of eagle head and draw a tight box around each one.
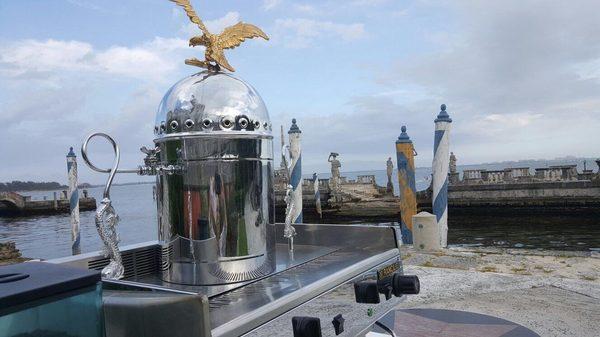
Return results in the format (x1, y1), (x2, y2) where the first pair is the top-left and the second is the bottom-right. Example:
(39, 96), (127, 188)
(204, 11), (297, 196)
(189, 35), (209, 47)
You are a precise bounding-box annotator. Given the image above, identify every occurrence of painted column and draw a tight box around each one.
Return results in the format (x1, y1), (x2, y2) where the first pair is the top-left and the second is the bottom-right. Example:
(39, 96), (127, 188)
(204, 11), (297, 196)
(395, 126), (417, 244)
(67, 147), (81, 255)
(288, 119), (302, 223)
(432, 104), (452, 247)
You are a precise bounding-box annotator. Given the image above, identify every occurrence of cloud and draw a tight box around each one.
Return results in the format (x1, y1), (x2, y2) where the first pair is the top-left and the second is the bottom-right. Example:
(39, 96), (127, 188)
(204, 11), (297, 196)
(292, 4), (315, 14)
(181, 11), (241, 37)
(0, 36), (191, 183)
(372, 0), (600, 164)
(274, 18), (366, 48)
(205, 12), (241, 33)
(0, 38), (187, 82)
(350, 0), (390, 6)
(263, 0), (282, 11)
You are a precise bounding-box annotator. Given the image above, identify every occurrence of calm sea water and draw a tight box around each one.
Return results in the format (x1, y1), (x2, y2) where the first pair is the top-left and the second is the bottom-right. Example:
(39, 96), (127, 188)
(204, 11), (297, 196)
(1, 173), (599, 260)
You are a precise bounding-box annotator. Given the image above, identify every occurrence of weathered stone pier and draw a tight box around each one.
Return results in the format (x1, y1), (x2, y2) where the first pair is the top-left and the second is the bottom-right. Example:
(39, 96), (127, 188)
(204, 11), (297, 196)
(0, 191), (96, 216)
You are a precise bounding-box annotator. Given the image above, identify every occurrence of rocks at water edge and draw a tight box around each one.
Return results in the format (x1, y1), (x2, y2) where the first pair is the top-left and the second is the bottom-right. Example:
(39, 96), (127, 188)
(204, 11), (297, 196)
(0, 241), (27, 265)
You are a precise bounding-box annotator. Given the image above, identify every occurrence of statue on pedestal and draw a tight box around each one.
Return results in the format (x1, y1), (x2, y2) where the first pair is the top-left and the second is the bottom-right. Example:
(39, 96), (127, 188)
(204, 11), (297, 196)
(328, 153), (341, 199)
(449, 152), (460, 185)
(386, 157), (394, 194)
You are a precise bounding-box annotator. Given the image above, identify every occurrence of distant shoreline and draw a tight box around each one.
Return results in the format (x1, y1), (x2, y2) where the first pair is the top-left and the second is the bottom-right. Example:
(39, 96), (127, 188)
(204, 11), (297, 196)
(2, 180), (155, 193)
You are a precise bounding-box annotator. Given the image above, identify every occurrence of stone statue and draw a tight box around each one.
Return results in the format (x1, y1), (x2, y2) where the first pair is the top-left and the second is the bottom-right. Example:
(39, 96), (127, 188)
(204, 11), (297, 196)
(449, 152), (460, 185)
(449, 152), (457, 174)
(386, 157), (394, 194)
(328, 152), (341, 197)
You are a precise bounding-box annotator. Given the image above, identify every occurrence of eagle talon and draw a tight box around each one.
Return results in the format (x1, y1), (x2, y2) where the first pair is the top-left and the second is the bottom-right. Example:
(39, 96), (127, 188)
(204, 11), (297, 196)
(184, 58), (221, 72)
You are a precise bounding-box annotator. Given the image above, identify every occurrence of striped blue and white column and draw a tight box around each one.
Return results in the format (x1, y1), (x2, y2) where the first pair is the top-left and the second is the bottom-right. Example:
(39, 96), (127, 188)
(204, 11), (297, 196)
(432, 104), (452, 247)
(313, 173), (322, 218)
(288, 119), (303, 223)
(67, 147), (81, 255)
(396, 126), (417, 244)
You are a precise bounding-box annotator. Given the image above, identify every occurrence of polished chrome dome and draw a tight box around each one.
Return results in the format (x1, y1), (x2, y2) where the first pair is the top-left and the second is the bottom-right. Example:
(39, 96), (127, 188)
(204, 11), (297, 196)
(154, 71), (271, 139)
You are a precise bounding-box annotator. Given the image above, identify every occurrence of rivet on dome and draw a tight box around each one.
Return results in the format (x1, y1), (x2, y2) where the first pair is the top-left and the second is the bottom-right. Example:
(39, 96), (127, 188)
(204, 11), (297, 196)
(239, 117), (249, 129)
(221, 117), (233, 129)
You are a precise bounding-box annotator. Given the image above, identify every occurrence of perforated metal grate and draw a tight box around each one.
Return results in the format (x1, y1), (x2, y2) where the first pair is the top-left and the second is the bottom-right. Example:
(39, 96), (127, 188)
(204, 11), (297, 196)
(87, 245), (160, 279)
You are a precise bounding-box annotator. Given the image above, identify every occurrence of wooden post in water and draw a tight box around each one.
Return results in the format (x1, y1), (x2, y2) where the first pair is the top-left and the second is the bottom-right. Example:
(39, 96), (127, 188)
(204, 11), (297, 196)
(395, 125), (417, 244)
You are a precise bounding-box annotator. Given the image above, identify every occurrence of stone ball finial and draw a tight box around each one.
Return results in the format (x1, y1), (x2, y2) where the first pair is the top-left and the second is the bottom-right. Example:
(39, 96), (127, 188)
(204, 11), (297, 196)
(435, 103), (452, 123)
(288, 118), (301, 134)
(397, 125), (411, 143)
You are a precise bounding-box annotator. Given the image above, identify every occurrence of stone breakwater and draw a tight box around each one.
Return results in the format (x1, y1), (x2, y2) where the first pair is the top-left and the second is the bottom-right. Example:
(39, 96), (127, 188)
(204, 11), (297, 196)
(399, 246), (600, 337)
(0, 241), (27, 266)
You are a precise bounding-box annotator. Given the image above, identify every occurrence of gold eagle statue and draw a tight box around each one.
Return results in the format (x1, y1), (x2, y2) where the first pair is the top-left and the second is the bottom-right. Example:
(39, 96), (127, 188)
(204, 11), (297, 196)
(170, 0), (269, 72)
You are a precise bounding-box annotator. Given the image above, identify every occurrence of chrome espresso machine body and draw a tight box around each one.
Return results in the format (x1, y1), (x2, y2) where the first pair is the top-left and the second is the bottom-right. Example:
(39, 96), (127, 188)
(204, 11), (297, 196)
(152, 71), (276, 285)
(51, 71), (420, 337)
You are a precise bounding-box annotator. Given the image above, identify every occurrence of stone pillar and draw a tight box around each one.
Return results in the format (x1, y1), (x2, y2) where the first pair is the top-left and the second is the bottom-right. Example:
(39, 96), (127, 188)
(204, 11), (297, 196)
(67, 147), (81, 255)
(395, 125), (417, 244)
(412, 212), (441, 251)
(432, 104), (452, 247)
(288, 119), (302, 223)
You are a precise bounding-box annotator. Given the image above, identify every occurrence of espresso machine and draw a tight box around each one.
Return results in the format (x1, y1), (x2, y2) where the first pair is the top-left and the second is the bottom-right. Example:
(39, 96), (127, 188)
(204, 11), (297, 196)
(47, 2), (419, 334)
(50, 70), (420, 337)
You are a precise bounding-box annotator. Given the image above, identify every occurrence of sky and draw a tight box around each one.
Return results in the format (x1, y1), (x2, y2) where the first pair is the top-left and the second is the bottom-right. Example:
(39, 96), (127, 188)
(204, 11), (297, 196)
(1, 0), (599, 185)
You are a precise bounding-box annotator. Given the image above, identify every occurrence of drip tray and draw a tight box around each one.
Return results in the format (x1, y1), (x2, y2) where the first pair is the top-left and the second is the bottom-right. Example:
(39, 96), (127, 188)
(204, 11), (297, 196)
(122, 244), (337, 298)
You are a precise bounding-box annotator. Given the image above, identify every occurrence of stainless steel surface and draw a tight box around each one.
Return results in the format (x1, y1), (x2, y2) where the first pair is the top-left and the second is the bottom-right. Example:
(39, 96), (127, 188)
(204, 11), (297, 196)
(155, 136), (275, 285)
(50, 224), (404, 336)
(212, 249), (399, 337)
(127, 243), (336, 298)
(154, 71), (272, 139)
(154, 71), (275, 285)
(242, 256), (402, 337)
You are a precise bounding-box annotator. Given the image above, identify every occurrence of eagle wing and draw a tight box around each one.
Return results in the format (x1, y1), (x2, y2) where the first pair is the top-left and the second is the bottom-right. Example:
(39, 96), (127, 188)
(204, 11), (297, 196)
(217, 22), (269, 50)
(170, 0), (209, 35)
(211, 49), (235, 72)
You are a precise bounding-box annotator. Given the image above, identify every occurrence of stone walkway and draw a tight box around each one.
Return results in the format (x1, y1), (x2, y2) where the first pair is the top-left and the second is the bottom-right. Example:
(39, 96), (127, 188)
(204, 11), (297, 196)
(397, 246), (600, 337)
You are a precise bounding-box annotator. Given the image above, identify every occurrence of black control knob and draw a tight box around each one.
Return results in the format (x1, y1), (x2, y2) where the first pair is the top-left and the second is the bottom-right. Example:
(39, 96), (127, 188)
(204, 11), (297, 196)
(391, 274), (420, 297)
(332, 314), (345, 335)
(354, 280), (380, 304)
(292, 316), (322, 337)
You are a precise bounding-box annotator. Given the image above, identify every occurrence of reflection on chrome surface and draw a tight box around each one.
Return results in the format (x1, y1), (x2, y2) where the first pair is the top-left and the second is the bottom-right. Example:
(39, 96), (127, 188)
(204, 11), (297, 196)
(154, 71), (275, 285)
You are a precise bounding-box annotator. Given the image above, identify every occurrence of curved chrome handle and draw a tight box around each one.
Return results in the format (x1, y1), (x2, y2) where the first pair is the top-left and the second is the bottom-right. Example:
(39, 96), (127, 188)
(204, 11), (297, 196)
(81, 133), (131, 199)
